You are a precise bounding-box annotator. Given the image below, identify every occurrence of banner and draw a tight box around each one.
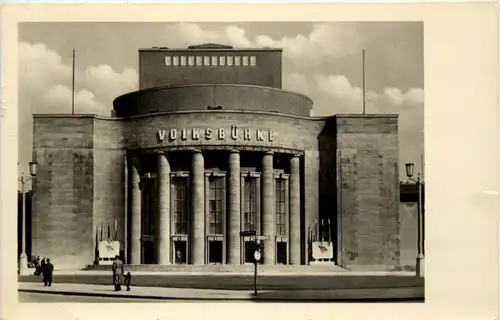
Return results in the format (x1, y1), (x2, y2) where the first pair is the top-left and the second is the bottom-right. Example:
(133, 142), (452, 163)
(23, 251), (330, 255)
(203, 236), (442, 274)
(312, 241), (334, 260)
(98, 241), (120, 265)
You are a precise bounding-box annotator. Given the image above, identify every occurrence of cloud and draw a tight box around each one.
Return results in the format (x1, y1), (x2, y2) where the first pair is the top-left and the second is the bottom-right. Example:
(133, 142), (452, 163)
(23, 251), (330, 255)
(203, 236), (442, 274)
(283, 72), (310, 94)
(162, 23), (363, 69)
(316, 74), (363, 110)
(41, 85), (105, 114)
(19, 42), (138, 116)
(384, 87), (424, 106)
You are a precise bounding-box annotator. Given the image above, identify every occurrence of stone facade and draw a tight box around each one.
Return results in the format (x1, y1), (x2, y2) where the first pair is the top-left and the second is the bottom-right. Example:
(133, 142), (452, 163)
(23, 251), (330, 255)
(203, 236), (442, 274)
(31, 44), (401, 270)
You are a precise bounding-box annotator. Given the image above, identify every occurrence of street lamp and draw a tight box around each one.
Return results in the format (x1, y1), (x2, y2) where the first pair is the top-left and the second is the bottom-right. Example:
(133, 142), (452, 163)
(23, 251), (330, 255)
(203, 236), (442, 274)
(18, 161), (37, 275)
(405, 161), (424, 277)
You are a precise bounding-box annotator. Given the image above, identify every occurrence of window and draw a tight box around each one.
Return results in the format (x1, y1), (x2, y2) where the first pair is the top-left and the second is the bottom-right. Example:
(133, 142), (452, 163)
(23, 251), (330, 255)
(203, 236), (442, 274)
(141, 178), (157, 236)
(234, 56), (241, 66)
(188, 56), (195, 66)
(219, 56), (226, 66)
(165, 56), (172, 66)
(172, 177), (188, 234)
(275, 179), (286, 236)
(227, 56), (233, 66)
(211, 56), (218, 66)
(208, 177), (224, 234)
(204, 56), (210, 66)
(196, 56), (203, 66)
(250, 56), (257, 66)
(173, 56), (179, 66)
(180, 56), (187, 66)
(242, 56), (249, 66)
(244, 178), (258, 232)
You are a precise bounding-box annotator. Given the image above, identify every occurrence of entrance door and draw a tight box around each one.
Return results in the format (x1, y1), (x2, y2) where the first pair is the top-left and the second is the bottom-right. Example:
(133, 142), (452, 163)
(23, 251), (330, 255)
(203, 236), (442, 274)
(173, 240), (187, 264)
(208, 240), (223, 264)
(277, 242), (287, 265)
(244, 240), (255, 264)
(141, 239), (156, 264)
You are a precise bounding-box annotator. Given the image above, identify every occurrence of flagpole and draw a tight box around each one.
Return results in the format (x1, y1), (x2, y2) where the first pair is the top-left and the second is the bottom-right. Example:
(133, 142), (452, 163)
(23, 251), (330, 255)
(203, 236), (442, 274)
(362, 49), (366, 115)
(72, 49), (75, 115)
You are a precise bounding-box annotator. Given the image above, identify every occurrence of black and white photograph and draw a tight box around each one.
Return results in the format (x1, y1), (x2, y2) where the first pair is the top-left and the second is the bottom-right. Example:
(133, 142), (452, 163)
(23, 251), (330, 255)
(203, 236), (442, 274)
(14, 21), (428, 303)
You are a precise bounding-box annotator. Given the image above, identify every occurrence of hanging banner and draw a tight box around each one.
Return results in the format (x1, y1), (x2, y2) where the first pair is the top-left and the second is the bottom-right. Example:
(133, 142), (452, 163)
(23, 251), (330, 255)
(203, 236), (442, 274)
(312, 241), (334, 260)
(98, 241), (120, 265)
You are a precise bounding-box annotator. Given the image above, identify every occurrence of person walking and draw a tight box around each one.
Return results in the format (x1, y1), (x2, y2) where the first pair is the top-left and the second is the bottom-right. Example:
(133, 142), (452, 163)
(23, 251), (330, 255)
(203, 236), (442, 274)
(40, 257), (46, 281)
(112, 255), (124, 291)
(42, 258), (54, 287)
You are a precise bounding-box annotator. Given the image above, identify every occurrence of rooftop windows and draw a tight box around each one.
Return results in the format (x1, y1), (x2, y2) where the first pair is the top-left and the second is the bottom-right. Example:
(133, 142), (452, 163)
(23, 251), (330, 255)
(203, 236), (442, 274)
(165, 55), (257, 68)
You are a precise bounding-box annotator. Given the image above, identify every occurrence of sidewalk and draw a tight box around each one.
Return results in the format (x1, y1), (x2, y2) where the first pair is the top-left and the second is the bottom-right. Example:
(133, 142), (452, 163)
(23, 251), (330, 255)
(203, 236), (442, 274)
(50, 270), (416, 276)
(18, 282), (424, 301)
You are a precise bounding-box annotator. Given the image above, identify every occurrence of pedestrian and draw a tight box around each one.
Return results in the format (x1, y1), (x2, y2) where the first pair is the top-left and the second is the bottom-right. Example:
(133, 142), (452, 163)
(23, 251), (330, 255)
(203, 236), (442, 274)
(33, 256), (41, 275)
(124, 272), (132, 291)
(40, 257), (46, 281)
(42, 258), (54, 287)
(176, 249), (182, 264)
(112, 255), (124, 291)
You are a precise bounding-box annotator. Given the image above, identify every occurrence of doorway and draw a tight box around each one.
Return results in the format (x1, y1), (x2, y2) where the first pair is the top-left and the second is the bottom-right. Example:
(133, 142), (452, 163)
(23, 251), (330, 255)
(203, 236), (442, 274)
(173, 240), (187, 264)
(244, 241), (255, 264)
(208, 240), (223, 264)
(141, 239), (156, 264)
(276, 242), (287, 265)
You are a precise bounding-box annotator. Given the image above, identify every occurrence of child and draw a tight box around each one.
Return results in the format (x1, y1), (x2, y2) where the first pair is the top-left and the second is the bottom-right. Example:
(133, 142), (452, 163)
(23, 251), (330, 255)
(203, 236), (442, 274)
(124, 272), (132, 291)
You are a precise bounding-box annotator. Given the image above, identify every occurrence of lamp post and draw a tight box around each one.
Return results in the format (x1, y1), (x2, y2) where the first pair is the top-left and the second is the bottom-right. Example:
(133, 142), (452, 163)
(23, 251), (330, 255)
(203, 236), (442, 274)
(18, 161), (38, 276)
(405, 161), (424, 277)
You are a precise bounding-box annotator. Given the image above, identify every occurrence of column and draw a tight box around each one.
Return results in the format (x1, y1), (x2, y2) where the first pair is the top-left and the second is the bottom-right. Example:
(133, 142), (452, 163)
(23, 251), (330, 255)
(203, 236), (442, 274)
(130, 156), (141, 265)
(228, 150), (241, 265)
(262, 151), (275, 265)
(289, 154), (301, 265)
(156, 152), (171, 264)
(191, 150), (205, 265)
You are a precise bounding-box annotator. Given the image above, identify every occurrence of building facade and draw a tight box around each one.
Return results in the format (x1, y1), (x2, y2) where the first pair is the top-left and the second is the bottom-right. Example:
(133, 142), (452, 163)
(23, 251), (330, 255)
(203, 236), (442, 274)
(32, 44), (400, 269)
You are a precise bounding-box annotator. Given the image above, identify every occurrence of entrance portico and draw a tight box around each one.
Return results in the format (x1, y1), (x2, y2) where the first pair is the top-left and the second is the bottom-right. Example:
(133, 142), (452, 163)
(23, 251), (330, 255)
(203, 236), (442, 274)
(127, 149), (302, 266)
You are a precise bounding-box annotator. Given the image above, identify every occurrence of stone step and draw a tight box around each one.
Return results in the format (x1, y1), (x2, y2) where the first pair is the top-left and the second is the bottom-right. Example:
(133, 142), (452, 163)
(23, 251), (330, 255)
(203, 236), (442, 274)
(83, 264), (347, 273)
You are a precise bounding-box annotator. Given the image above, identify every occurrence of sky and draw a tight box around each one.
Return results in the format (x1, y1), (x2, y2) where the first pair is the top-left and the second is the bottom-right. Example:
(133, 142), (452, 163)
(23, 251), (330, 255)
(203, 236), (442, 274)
(18, 22), (424, 186)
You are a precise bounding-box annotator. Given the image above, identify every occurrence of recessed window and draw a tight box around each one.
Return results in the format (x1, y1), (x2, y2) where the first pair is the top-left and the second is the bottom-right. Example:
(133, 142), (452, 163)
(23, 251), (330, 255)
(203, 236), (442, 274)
(275, 179), (287, 236)
(173, 56), (179, 66)
(235, 56), (241, 66)
(243, 178), (258, 232)
(180, 56), (187, 66)
(211, 56), (218, 66)
(204, 56), (210, 66)
(242, 56), (249, 66)
(165, 56), (172, 66)
(208, 177), (225, 235)
(188, 56), (195, 66)
(196, 56), (203, 66)
(172, 177), (189, 235)
(227, 56), (233, 66)
(250, 56), (257, 66)
(219, 56), (226, 66)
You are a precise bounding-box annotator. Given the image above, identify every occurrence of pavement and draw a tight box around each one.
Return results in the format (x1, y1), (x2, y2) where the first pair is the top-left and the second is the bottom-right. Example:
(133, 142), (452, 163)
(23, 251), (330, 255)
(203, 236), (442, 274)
(43, 270), (416, 276)
(18, 282), (424, 302)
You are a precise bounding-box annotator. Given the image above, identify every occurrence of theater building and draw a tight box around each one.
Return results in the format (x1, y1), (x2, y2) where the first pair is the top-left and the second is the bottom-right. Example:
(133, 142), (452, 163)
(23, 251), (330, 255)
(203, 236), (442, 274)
(32, 44), (400, 270)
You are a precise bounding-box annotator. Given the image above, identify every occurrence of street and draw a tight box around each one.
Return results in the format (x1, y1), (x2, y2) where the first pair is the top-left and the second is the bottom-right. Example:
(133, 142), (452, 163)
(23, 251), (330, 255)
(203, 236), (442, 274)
(19, 292), (172, 303)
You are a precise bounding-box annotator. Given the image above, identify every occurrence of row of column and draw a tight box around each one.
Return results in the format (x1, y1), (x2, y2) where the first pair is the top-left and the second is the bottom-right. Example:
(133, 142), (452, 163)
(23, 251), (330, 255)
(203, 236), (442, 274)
(128, 150), (301, 265)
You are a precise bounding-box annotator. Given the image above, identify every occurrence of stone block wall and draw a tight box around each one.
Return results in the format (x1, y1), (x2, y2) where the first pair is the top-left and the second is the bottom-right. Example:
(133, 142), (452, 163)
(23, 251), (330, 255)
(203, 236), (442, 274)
(32, 117), (95, 267)
(335, 115), (400, 270)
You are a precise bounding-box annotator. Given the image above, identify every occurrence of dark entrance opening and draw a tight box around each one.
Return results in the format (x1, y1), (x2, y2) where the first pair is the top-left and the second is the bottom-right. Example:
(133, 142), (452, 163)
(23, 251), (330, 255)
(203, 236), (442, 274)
(141, 239), (155, 264)
(208, 240), (223, 264)
(174, 240), (187, 264)
(277, 242), (287, 265)
(244, 241), (255, 263)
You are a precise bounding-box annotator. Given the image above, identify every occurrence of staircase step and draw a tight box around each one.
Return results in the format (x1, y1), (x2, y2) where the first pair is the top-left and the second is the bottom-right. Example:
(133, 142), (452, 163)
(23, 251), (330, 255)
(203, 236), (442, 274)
(83, 264), (347, 273)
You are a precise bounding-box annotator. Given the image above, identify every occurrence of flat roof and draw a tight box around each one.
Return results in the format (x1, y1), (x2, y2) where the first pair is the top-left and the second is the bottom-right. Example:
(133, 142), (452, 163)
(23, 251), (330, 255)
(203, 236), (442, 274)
(140, 48), (283, 52)
(139, 43), (282, 52)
